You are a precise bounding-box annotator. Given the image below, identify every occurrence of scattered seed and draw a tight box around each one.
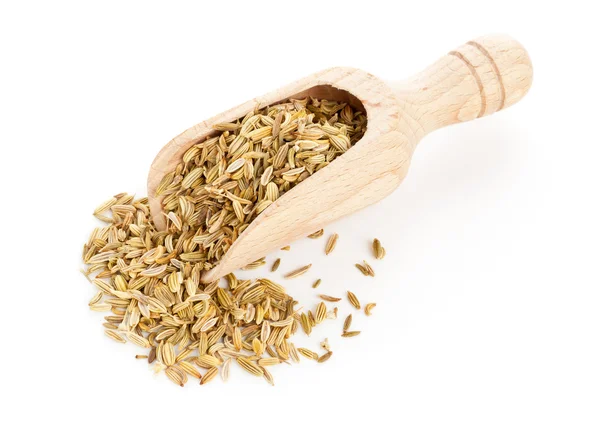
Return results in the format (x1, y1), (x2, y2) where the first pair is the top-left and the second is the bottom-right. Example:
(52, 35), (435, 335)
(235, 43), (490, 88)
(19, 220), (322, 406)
(355, 263), (370, 276)
(362, 260), (375, 276)
(317, 351), (333, 363)
(373, 238), (386, 259)
(342, 331), (361, 338)
(365, 303), (377, 316)
(104, 329), (126, 343)
(281, 246), (290, 251)
(271, 258), (281, 272)
(325, 233), (338, 255)
(242, 257), (266, 270)
(307, 311), (316, 327)
(312, 279), (322, 289)
(298, 348), (319, 360)
(343, 314), (353, 332)
(135, 355), (148, 359)
(200, 367), (219, 385)
(319, 294), (341, 302)
(300, 313), (312, 336)
(308, 229), (324, 239)
(284, 264), (312, 279)
(347, 291), (361, 309)
(314, 302), (327, 324)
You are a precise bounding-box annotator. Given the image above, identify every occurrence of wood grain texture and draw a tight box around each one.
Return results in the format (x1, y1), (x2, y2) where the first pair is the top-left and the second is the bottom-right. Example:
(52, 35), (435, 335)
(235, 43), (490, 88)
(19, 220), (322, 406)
(147, 34), (533, 282)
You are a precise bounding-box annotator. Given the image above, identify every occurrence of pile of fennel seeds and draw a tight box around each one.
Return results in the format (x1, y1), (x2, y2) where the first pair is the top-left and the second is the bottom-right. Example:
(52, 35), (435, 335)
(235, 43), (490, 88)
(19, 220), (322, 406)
(82, 97), (381, 387)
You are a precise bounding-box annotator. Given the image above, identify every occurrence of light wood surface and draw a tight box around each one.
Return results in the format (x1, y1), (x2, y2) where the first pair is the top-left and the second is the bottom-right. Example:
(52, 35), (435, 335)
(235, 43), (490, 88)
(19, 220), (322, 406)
(147, 34), (533, 282)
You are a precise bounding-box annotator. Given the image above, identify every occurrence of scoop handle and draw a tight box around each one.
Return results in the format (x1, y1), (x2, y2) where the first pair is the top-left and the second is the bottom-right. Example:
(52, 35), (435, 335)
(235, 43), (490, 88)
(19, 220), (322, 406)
(394, 34), (533, 134)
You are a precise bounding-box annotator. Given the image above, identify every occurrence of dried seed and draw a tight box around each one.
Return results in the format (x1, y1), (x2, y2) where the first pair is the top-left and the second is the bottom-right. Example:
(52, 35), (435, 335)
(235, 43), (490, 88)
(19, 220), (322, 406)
(271, 316), (294, 327)
(200, 317), (219, 333)
(179, 361), (202, 379)
(317, 351), (333, 363)
(260, 321), (271, 342)
(308, 311), (316, 327)
(200, 367), (218, 385)
(362, 260), (375, 276)
(135, 355), (148, 359)
(126, 332), (150, 348)
(297, 347), (319, 360)
(307, 229), (324, 239)
(162, 342), (176, 366)
(312, 279), (322, 289)
(289, 343), (300, 363)
(195, 354), (222, 368)
(148, 347), (156, 364)
(319, 294), (341, 302)
(236, 357), (263, 376)
(315, 302), (327, 324)
(261, 366), (275, 386)
(257, 357), (281, 366)
(252, 338), (265, 356)
(373, 238), (386, 259)
(271, 258), (281, 272)
(104, 330), (126, 343)
(280, 246), (290, 251)
(365, 303), (377, 316)
(90, 303), (111, 312)
(355, 263), (370, 276)
(242, 257), (266, 270)
(325, 233), (338, 255)
(342, 331), (361, 338)
(226, 158), (246, 173)
(233, 326), (242, 351)
(221, 358), (231, 382)
(347, 291), (361, 309)
(343, 314), (353, 332)
(284, 264), (312, 279)
(165, 365), (187, 387)
(88, 291), (103, 306)
(300, 313), (312, 336)
(266, 346), (277, 358)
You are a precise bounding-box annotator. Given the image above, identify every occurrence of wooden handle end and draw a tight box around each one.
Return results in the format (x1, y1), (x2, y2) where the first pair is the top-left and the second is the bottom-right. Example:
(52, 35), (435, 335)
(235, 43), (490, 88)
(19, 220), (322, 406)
(396, 34), (533, 133)
(451, 35), (533, 115)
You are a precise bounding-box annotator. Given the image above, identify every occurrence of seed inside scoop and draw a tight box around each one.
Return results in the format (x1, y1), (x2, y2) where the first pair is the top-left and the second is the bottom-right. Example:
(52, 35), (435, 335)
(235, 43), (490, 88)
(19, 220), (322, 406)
(154, 97), (367, 267)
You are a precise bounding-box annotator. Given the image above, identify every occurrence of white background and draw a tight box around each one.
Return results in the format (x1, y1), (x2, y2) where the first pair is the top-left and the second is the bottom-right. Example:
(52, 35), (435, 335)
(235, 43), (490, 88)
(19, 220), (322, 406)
(1, 1), (599, 423)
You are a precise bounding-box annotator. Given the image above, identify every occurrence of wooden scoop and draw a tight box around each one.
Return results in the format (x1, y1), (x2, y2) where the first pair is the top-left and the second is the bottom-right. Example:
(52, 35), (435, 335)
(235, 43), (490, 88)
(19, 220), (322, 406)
(148, 34), (533, 282)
